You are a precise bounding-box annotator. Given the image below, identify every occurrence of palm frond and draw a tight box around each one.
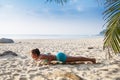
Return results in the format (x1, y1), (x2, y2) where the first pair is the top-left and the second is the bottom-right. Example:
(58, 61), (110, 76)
(103, 0), (120, 55)
(46, 0), (67, 5)
(103, 2), (120, 20)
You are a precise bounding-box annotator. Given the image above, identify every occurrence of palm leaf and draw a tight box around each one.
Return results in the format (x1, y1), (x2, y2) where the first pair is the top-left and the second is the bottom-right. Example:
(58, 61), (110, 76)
(103, 0), (120, 55)
(46, 0), (67, 5)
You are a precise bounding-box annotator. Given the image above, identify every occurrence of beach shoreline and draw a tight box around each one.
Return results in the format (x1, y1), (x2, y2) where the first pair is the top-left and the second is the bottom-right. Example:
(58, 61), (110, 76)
(0, 37), (120, 80)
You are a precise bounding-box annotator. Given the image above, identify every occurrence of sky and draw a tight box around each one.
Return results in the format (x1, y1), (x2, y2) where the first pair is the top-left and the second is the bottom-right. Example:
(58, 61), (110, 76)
(0, 0), (105, 35)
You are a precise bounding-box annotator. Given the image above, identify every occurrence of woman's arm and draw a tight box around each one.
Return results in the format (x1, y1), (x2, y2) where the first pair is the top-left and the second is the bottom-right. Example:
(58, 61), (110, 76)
(36, 55), (49, 65)
(47, 53), (52, 65)
(37, 53), (52, 65)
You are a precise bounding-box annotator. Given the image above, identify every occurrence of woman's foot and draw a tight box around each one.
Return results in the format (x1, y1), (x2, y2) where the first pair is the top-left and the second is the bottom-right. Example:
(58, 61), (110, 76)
(91, 58), (96, 64)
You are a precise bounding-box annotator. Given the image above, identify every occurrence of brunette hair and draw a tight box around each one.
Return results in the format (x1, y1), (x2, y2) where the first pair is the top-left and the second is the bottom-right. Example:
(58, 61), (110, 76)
(31, 48), (40, 56)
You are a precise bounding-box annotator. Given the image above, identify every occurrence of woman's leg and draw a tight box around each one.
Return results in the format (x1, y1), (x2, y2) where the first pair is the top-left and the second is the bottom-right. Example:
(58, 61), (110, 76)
(66, 56), (96, 63)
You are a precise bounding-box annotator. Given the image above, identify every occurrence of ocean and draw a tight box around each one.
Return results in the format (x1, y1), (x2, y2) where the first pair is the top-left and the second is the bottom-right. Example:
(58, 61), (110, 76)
(0, 34), (103, 39)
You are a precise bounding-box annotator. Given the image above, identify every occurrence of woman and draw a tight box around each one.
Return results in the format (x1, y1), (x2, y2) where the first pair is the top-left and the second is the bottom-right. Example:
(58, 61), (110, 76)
(31, 48), (96, 65)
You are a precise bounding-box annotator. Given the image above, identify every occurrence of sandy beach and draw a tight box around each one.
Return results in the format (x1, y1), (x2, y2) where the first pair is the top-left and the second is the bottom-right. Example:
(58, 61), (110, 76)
(0, 37), (120, 80)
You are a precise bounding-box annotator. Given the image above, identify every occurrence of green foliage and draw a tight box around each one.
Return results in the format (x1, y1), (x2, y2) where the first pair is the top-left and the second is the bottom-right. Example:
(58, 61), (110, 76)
(46, 0), (68, 5)
(103, 0), (120, 55)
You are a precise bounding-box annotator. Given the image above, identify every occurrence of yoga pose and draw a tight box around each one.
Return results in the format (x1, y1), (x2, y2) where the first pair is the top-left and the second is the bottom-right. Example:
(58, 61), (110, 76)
(31, 48), (96, 65)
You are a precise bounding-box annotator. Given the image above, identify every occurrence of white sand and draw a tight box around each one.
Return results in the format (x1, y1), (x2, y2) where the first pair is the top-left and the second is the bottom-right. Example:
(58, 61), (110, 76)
(0, 38), (120, 80)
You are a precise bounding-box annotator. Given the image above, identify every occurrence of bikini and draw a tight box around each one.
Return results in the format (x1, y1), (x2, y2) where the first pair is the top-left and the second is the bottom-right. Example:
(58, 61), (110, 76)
(43, 52), (67, 63)
(56, 52), (67, 63)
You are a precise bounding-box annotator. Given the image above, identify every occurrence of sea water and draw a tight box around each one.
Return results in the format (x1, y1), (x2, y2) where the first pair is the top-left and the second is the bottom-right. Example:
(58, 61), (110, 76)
(0, 34), (103, 39)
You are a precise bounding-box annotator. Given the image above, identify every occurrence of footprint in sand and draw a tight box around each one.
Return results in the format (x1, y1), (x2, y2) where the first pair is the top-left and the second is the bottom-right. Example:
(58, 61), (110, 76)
(27, 68), (38, 74)
(13, 74), (20, 80)
(19, 75), (28, 80)
(13, 74), (30, 80)
(31, 75), (46, 80)
(46, 70), (83, 80)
